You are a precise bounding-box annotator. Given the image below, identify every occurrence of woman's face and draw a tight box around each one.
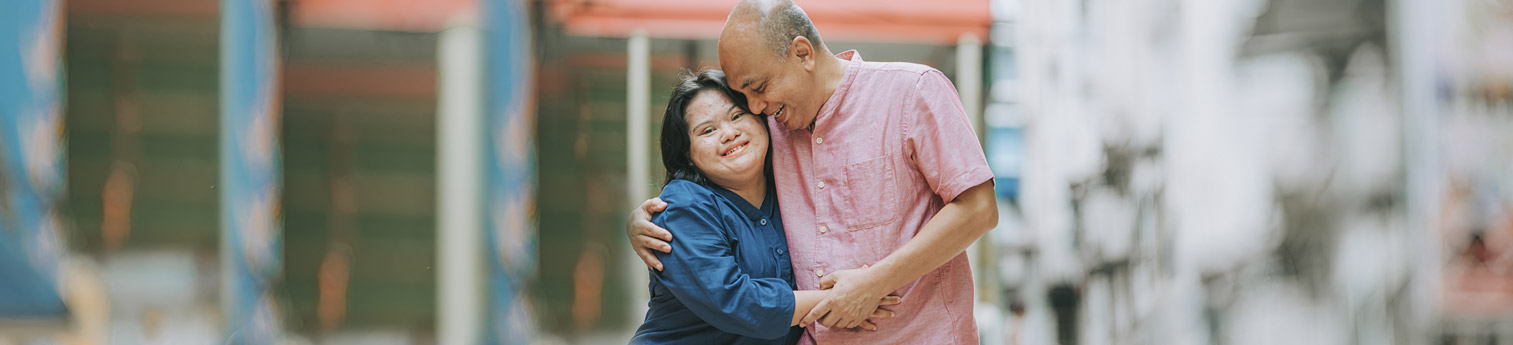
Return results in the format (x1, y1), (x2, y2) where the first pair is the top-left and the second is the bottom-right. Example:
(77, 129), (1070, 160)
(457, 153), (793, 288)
(685, 89), (769, 188)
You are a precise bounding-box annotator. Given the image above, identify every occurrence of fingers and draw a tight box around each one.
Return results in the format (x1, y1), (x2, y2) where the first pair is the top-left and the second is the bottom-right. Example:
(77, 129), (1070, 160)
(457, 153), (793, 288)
(638, 198), (667, 213)
(878, 295), (903, 306)
(819, 313), (842, 328)
(635, 235), (672, 253)
(631, 219), (674, 242)
(634, 247), (664, 271)
(801, 299), (830, 325)
(869, 307), (895, 319)
(651, 225), (673, 242)
(859, 320), (878, 331)
(818, 275), (837, 290)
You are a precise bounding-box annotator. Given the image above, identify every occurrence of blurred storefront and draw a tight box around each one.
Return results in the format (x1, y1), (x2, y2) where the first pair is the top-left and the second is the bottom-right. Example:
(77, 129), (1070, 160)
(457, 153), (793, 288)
(0, 0), (1508, 344)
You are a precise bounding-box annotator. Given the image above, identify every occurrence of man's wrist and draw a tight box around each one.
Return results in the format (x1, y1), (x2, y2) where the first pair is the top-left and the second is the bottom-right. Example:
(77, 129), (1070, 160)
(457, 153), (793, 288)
(857, 266), (891, 297)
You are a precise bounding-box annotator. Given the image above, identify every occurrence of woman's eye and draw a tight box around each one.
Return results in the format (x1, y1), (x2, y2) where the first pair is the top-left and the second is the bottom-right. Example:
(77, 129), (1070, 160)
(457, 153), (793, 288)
(700, 128), (714, 135)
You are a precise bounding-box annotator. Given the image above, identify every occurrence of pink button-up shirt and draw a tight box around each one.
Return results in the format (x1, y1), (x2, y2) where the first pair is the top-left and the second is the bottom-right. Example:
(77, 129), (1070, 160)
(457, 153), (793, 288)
(773, 50), (993, 345)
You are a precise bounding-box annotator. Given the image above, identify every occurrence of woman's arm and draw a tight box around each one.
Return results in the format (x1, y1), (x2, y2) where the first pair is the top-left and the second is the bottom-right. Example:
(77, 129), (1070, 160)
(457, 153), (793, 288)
(792, 290), (828, 326)
(653, 190), (798, 339)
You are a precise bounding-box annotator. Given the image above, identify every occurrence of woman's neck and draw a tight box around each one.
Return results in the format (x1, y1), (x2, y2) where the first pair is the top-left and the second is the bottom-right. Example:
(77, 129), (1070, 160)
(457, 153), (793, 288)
(724, 175), (767, 209)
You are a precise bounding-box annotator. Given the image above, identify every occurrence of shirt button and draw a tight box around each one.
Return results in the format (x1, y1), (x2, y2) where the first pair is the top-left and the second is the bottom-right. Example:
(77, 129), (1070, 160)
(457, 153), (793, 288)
(814, 269), (824, 277)
(815, 137), (823, 144)
(819, 225), (828, 234)
(759, 219), (767, 226)
(818, 181), (825, 189)
(777, 248), (785, 255)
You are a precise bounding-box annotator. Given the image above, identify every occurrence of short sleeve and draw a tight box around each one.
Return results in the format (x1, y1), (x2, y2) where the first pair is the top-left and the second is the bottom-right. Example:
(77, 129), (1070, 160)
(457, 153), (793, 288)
(903, 70), (994, 202)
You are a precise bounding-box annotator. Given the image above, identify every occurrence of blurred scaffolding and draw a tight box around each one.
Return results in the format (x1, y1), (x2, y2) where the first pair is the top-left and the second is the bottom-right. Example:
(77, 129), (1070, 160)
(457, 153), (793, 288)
(0, 0), (1509, 344)
(993, 0), (1513, 344)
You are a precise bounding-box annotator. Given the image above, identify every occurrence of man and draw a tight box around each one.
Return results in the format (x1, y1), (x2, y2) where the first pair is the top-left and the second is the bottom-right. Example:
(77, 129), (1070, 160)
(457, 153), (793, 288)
(626, 0), (997, 343)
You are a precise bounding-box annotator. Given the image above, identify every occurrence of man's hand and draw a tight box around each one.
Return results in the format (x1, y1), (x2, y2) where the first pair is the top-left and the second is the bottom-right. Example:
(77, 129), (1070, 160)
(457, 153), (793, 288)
(815, 295), (902, 331)
(626, 198), (672, 271)
(802, 266), (890, 329)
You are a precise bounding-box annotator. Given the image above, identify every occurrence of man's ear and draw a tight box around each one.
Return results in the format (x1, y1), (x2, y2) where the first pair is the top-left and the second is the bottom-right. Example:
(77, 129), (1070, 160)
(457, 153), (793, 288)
(790, 36), (815, 71)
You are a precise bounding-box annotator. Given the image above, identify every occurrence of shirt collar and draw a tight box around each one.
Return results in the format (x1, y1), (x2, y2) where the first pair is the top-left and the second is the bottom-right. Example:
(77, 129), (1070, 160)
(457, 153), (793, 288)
(711, 184), (776, 222)
(811, 50), (863, 133)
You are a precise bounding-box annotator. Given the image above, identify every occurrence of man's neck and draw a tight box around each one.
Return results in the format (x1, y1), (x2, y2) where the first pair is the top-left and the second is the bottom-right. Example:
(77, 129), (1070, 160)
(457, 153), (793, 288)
(807, 52), (850, 130)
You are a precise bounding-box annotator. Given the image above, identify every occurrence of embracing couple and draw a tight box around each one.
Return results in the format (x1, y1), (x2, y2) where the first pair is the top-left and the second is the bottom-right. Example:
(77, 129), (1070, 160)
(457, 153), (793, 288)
(624, 1), (998, 344)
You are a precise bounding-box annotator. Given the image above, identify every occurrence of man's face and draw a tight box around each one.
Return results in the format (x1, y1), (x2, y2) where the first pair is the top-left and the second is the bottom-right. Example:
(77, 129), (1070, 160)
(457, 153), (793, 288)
(719, 30), (819, 131)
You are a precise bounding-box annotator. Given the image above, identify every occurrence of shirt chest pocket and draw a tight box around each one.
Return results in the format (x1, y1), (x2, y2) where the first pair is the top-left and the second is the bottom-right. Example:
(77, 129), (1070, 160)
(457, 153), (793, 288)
(833, 156), (900, 231)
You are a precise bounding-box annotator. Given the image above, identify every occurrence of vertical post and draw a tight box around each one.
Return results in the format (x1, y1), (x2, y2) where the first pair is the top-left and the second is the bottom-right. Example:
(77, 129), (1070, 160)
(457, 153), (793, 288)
(220, 0), (283, 343)
(625, 29), (652, 321)
(437, 24), (484, 345)
(627, 30), (651, 209)
(957, 33), (984, 138)
(0, 0), (67, 322)
(484, 0), (537, 343)
(956, 33), (996, 307)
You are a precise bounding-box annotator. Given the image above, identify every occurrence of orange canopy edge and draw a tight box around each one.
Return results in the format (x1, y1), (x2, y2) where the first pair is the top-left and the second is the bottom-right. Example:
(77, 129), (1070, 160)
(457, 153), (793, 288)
(550, 0), (993, 44)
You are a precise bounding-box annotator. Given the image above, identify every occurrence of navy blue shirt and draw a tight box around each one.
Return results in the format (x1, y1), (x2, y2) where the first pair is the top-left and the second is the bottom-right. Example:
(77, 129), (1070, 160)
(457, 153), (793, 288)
(630, 179), (803, 345)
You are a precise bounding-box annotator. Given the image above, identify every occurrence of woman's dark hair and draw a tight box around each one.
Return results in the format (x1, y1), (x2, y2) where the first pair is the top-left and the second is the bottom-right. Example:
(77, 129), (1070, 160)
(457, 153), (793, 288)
(659, 69), (766, 187)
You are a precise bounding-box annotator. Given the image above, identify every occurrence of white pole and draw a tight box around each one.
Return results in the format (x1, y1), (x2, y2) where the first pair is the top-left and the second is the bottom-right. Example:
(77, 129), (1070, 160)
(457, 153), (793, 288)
(956, 33), (996, 307)
(626, 29), (653, 324)
(436, 24), (484, 345)
(957, 33), (984, 139)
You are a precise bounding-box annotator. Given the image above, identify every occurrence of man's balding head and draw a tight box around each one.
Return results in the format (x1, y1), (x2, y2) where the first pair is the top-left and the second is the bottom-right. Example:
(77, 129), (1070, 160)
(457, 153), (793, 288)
(722, 0), (824, 61)
(719, 0), (843, 131)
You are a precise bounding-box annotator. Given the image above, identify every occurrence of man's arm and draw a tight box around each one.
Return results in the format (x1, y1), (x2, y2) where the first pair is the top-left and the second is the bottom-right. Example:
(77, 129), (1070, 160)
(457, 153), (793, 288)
(627, 198), (672, 271)
(804, 180), (997, 328)
(808, 69), (997, 328)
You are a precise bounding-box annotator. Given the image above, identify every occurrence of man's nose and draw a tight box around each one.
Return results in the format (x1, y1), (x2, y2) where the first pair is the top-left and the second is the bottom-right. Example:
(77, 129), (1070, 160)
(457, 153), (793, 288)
(746, 96), (768, 115)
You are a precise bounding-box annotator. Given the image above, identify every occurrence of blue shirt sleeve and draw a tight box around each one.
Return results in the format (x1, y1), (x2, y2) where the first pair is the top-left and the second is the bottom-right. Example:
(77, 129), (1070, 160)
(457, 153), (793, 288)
(652, 183), (796, 339)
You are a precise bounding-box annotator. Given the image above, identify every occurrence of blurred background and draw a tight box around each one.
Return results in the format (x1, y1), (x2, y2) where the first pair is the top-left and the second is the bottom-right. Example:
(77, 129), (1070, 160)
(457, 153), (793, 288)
(0, 0), (1509, 344)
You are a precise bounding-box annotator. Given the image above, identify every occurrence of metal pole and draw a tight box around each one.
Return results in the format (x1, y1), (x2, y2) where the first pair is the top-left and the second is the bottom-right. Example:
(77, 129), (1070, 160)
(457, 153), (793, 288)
(957, 33), (984, 138)
(437, 24), (485, 345)
(626, 29), (652, 324)
(956, 32), (999, 311)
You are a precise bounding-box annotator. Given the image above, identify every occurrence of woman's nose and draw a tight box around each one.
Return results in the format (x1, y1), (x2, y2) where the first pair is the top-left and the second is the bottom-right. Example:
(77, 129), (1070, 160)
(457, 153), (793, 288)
(720, 125), (740, 142)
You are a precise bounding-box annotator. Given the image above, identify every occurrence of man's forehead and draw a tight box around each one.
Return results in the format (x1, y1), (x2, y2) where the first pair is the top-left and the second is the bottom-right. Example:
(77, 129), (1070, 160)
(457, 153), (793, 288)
(718, 57), (756, 89)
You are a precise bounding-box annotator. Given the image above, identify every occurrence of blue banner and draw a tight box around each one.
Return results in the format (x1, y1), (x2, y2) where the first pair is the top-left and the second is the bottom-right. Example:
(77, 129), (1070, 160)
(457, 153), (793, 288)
(0, 0), (67, 322)
(485, 0), (536, 343)
(220, 0), (282, 343)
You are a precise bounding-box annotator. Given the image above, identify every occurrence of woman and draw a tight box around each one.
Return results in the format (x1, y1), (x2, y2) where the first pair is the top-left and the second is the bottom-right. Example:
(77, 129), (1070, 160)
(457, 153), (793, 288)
(630, 70), (898, 344)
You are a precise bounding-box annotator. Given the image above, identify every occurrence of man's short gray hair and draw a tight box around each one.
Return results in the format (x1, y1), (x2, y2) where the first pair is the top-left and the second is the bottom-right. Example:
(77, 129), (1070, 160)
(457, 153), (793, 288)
(754, 1), (824, 61)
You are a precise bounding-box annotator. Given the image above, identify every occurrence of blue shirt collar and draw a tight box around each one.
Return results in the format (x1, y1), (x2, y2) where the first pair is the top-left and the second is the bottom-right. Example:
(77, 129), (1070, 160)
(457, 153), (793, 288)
(711, 184), (776, 222)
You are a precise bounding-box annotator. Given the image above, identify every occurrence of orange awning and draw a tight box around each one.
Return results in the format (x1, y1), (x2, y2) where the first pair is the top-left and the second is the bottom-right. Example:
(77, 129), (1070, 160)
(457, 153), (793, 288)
(293, 0), (478, 32)
(550, 0), (992, 44)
